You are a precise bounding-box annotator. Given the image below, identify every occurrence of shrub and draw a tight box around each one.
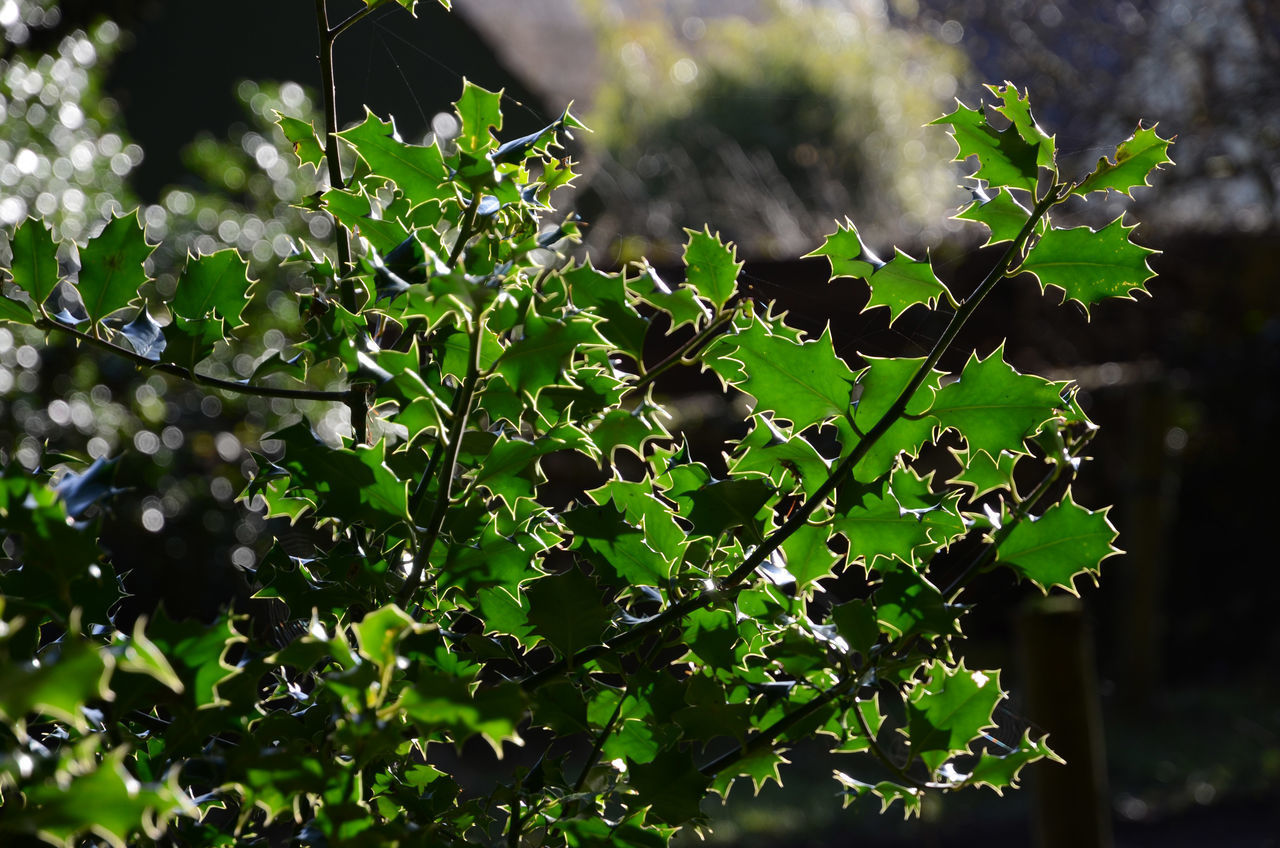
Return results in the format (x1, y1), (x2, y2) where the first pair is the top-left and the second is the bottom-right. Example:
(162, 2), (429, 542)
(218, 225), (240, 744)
(0, 1), (1171, 845)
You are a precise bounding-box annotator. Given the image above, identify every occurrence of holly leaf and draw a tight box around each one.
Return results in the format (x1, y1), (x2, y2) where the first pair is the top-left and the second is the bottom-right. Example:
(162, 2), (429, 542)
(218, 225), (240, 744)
(954, 188), (1031, 246)
(172, 249), (255, 328)
(948, 447), (1018, 498)
(0, 294), (36, 325)
(627, 749), (712, 825)
(682, 227), (741, 312)
(931, 99), (1040, 193)
(454, 80), (502, 156)
(706, 317), (856, 432)
(119, 307), (166, 360)
(865, 249), (953, 323)
(836, 468), (965, 570)
(493, 309), (608, 404)
(994, 490), (1119, 593)
(0, 628), (113, 730)
(630, 262), (711, 333)
(1018, 217), (1158, 317)
(273, 423), (411, 530)
(906, 662), (1003, 772)
(873, 566), (959, 640)
(338, 110), (451, 203)
(964, 730), (1061, 794)
(687, 477), (774, 537)
(1072, 123), (1174, 198)
(847, 356), (942, 481)
(927, 344), (1065, 458)
(54, 455), (122, 518)
(804, 218), (884, 280)
(987, 83), (1055, 170)
(558, 263), (649, 363)
(160, 315), (223, 371)
(77, 211), (154, 325)
(525, 568), (610, 660)
(274, 112), (324, 169)
(730, 414), (831, 499)
(7, 216), (61, 307)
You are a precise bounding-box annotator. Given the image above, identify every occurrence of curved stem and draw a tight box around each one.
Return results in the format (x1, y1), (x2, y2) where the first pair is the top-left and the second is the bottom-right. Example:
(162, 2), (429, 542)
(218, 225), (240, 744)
(943, 427), (1093, 602)
(699, 673), (850, 777)
(448, 194), (484, 268)
(629, 310), (735, 394)
(315, 0), (354, 306)
(519, 186), (1064, 693)
(37, 317), (355, 403)
(398, 316), (486, 605)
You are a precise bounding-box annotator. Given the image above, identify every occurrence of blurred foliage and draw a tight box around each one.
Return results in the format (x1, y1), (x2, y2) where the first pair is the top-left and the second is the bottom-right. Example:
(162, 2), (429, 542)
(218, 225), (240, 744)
(896, 0), (1280, 234)
(0, 0), (332, 628)
(0, 1), (137, 240)
(583, 0), (970, 261)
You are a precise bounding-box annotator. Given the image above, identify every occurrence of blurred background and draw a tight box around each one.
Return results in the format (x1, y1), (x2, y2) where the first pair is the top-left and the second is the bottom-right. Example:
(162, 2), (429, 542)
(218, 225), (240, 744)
(1, 0), (1277, 844)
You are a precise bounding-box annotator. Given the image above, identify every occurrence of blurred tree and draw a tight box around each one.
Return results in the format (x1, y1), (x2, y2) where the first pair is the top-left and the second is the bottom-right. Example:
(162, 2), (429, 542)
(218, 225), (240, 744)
(581, 0), (970, 262)
(897, 0), (1280, 233)
(0, 0), (138, 240)
(0, 0), (332, 630)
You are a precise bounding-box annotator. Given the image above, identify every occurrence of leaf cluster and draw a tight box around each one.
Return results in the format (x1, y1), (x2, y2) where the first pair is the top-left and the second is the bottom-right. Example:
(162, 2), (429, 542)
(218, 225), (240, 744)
(0, 11), (1172, 841)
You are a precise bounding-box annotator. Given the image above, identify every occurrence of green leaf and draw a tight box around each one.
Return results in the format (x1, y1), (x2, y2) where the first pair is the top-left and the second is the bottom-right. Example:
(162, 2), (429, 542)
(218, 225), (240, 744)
(906, 661), (1002, 772)
(847, 356), (941, 481)
(627, 748), (712, 825)
(273, 423), (411, 530)
(172, 248), (255, 328)
(947, 447), (1018, 498)
(140, 608), (246, 709)
(873, 566), (959, 640)
(994, 490), (1119, 593)
(354, 604), (424, 670)
(730, 414), (831, 499)
(706, 316), (856, 432)
(987, 82), (1055, 170)
(116, 615), (185, 694)
(631, 262), (711, 333)
(954, 188), (1031, 246)
(682, 227), (741, 311)
(7, 216), (61, 307)
(338, 110), (451, 203)
(1072, 123), (1174, 198)
(836, 468), (965, 570)
(865, 249), (953, 323)
(931, 99), (1041, 193)
(804, 219), (882, 280)
(160, 315), (223, 371)
(830, 599), (879, 656)
(927, 343), (1065, 458)
(687, 477), (774, 538)
(1018, 217), (1158, 316)
(780, 520), (841, 596)
(275, 111), (325, 169)
(21, 746), (191, 847)
(558, 263), (649, 362)
(77, 211), (154, 325)
(0, 629), (113, 730)
(525, 567), (610, 660)
(964, 730), (1061, 794)
(0, 294), (36, 325)
(493, 308), (608, 404)
(454, 80), (502, 156)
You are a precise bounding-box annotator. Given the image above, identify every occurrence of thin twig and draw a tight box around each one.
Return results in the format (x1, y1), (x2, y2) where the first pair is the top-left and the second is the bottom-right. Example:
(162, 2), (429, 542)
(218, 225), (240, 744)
(37, 317), (355, 403)
(398, 316), (485, 605)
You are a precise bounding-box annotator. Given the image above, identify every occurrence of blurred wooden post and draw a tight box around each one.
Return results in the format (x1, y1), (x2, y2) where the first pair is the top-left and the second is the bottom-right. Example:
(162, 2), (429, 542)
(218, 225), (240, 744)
(1018, 595), (1112, 848)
